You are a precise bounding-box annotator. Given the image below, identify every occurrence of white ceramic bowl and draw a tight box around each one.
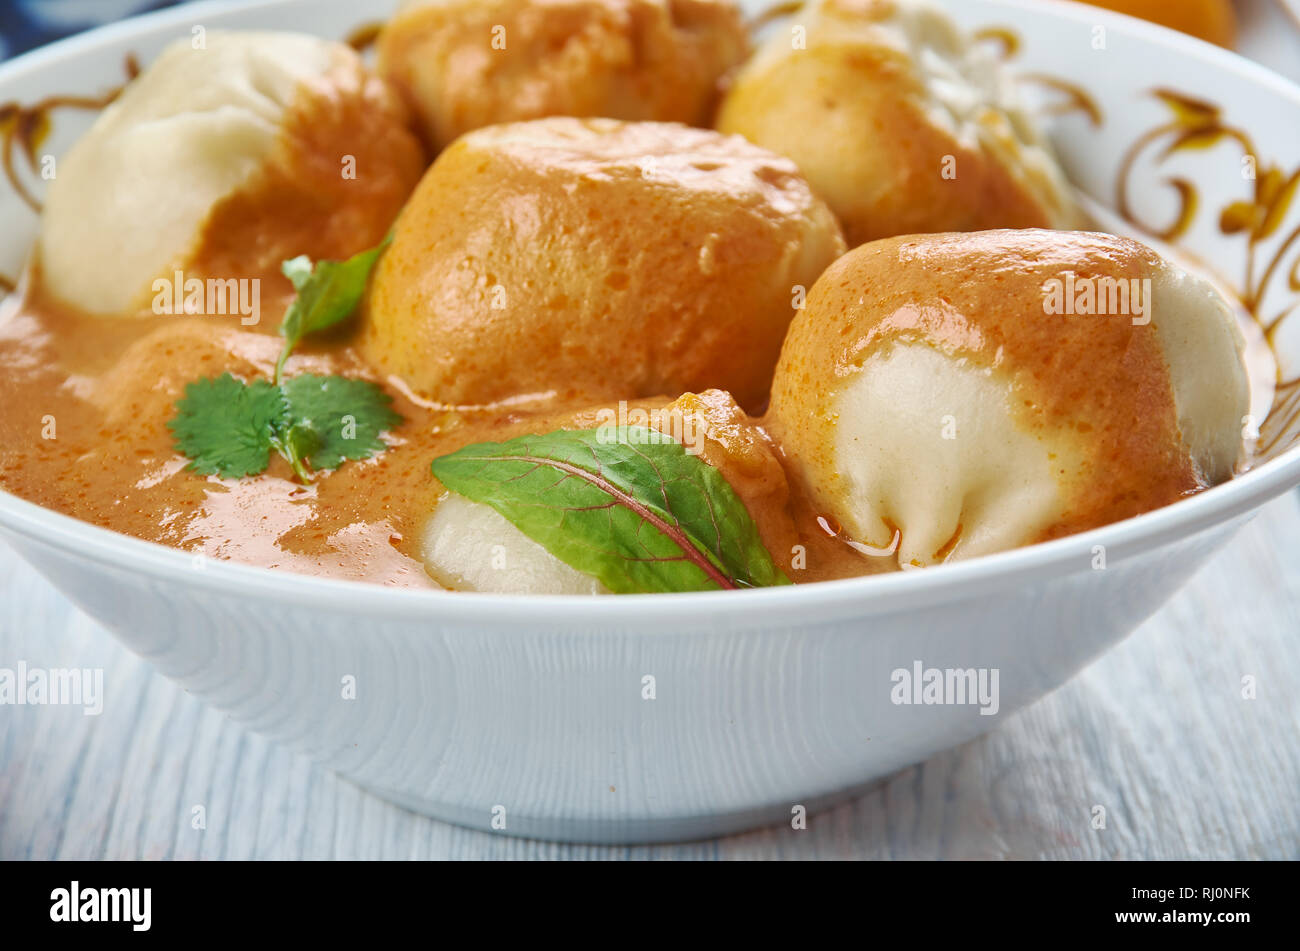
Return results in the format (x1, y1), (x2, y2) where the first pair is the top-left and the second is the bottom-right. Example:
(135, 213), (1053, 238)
(1, 0), (1298, 843)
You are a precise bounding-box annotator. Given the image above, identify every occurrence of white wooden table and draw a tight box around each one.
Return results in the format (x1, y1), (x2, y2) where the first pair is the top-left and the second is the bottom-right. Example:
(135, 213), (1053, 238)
(2, 489), (1297, 860)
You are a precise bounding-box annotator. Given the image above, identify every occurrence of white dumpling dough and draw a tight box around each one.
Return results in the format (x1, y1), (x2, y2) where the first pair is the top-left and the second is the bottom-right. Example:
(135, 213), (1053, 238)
(38, 32), (365, 314)
(767, 230), (1249, 568)
(422, 493), (610, 595)
(833, 344), (1083, 562)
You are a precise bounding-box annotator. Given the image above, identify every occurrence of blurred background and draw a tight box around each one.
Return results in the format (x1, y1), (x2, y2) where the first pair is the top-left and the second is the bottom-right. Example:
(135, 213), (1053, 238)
(1, 0), (177, 58)
(2, 0), (1299, 82)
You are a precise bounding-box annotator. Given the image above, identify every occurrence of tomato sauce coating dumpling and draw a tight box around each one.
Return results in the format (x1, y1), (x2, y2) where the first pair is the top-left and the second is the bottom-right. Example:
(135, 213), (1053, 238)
(377, 0), (751, 149)
(766, 230), (1249, 567)
(716, 0), (1079, 247)
(361, 117), (846, 412)
(37, 31), (425, 317)
(1059, 0), (1236, 48)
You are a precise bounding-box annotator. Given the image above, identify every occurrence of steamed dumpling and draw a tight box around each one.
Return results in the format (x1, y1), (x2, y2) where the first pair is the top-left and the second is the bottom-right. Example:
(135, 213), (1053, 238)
(362, 117), (845, 413)
(377, 0), (751, 150)
(38, 31), (425, 316)
(1054, 0), (1236, 48)
(424, 494), (612, 594)
(422, 390), (798, 592)
(766, 230), (1249, 567)
(716, 0), (1078, 246)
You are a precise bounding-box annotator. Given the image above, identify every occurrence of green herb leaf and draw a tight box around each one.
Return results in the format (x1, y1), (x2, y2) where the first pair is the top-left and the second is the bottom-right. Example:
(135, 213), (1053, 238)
(169, 372), (402, 482)
(431, 426), (790, 594)
(280, 373), (402, 472)
(274, 235), (391, 382)
(268, 417), (321, 483)
(167, 236), (401, 482)
(168, 373), (288, 479)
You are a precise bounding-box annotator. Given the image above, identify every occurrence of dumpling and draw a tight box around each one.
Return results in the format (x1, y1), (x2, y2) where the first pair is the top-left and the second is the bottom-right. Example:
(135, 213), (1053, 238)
(377, 0), (751, 150)
(1058, 0), (1236, 47)
(765, 229), (1249, 567)
(422, 390), (798, 592)
(424, 493), (612, 593)
(361, 117), (845, 413)
(715, 0), (1079, 246)
(37, 31), (425, 316)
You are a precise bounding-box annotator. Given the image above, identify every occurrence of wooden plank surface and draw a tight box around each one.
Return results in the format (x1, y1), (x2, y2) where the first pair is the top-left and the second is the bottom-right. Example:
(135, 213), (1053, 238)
(2, 490), (1297, 860)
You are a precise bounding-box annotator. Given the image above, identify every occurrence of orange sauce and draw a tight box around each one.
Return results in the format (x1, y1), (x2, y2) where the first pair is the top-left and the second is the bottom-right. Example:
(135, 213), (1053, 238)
(0, 282), (879, 587)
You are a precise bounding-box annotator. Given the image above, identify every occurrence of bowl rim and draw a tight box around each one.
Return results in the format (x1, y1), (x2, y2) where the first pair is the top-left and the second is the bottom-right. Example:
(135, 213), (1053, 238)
(1, 450), (1295, 626)
(1, 0), (1298, 627)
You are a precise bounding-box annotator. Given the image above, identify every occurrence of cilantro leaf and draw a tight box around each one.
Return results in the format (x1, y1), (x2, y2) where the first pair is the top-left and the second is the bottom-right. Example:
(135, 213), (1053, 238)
(169, 372), (403, 482)
(168, 373), (287, 479)
(169, 238), (402, 482)
(267, 417), (322, 484)
(280, 374), (401, 471)
(274, 234), (392, 382)
(431, 426), (791, 594)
